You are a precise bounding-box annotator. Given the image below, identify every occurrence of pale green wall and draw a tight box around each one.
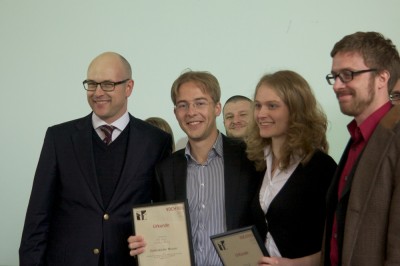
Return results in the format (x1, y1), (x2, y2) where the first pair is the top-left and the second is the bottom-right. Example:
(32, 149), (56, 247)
(1, 0), (399, 265)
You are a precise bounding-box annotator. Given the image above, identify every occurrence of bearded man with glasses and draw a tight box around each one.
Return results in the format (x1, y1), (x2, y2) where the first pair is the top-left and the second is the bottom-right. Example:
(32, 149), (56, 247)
(321, 32), (400, 266)
(19, 52), (172, 266)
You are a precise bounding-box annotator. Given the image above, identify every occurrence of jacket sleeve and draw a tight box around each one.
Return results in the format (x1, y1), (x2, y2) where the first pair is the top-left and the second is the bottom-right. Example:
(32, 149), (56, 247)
(19, 128), (59, 266)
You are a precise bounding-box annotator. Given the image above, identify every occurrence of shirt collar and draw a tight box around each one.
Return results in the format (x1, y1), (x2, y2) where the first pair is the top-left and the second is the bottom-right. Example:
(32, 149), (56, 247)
(185, 132), (224, 162)
(347, 101), (392, 143)
(92, 111), (130, 131)
(263, 145), (272, 159)
(263, 144), (301, 169)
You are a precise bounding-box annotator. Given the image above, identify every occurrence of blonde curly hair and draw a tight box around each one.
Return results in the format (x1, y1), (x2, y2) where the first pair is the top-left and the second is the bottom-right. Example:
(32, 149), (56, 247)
(245, 70), (329, 171)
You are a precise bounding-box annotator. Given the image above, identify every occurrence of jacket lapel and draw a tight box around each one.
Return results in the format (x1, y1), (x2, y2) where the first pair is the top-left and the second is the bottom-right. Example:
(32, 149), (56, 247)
(108, 116), (144, 207)
(222, 135), (242, 230)
(342, 122), (395, 258)
(173, 150), (188, 200)
(72, 114), (104, 208)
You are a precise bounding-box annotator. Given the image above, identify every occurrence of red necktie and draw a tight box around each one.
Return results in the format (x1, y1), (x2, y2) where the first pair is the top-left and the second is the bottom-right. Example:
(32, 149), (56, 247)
(99, 125), (115, 145)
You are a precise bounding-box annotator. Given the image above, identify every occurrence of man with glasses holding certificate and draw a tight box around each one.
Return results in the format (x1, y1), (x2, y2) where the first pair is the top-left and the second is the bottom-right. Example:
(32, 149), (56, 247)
(128, 71), (260, 266)
(322, 32), (400, 266)
(19, 52), (172, 266)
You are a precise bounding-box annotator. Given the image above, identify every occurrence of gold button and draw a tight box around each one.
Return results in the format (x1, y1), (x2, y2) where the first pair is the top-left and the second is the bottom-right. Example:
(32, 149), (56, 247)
(103, 214), (109, 220)
(93, 248), (100, 255)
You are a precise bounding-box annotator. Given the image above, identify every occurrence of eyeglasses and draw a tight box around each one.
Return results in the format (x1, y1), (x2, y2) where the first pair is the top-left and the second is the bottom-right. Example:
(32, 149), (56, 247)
(82, 79), (130, 91)
(390, 92), (400, 102)
(325, 69), (377, 85)
(175, 100), (209, 112)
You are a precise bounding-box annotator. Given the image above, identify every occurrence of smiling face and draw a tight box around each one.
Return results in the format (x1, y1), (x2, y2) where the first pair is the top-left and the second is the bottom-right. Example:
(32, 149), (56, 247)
(331, 51), (379, 123)
(173, 81), (221, 144)
(254, 84), (289, 144)
(223, 100), (252, 138)
(86, 53), (133, 124)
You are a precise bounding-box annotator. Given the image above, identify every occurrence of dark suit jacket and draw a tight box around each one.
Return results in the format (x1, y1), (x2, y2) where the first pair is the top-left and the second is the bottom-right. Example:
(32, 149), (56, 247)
(322, 104), (400, 266)
(19, 113), (172, 266)
(251, 150), (336, 259)
(154, 134), (260, 231)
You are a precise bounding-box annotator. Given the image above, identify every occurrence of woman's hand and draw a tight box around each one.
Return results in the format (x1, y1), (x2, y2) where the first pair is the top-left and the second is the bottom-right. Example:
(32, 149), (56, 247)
(258, 256), (293, 266)
(258, 251), (320, 266)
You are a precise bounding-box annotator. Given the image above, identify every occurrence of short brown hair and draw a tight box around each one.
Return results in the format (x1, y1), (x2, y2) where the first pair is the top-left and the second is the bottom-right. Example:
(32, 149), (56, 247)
(331, 31), (400, 92)
(171, 70), (221, 105)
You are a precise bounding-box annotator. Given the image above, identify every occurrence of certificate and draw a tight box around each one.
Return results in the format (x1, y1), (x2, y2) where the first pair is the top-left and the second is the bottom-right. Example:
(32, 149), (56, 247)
(210, 226), (269, 266)
(132, 200), (194, 266)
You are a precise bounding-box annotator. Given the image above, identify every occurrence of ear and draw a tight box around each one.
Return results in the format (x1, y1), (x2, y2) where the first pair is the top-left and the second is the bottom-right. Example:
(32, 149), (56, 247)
(376, 70), (390, 91)
(125, 79), (134, 97)
(215, 102), (222, 117)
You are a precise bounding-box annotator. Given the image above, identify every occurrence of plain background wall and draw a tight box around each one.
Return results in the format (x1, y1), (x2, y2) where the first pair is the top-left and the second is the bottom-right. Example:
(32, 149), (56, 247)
(1, 0), (399, 265)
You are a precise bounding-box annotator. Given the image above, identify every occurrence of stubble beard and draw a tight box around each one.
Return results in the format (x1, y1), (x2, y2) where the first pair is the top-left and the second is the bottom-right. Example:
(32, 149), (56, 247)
(340, 78), (375, 117)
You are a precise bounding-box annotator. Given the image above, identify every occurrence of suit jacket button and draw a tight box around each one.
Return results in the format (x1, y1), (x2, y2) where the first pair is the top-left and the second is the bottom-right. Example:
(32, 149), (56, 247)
(103, 213), (110, 220)
(93, 248), (100, 255)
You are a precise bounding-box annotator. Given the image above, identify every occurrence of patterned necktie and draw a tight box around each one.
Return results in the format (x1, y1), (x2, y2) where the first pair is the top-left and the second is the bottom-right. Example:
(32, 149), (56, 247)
(99, 125), (115, 145)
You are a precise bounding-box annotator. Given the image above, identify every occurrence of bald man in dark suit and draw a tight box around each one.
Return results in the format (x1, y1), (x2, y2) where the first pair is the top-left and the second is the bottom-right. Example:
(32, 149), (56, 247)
(19, 52), (172, 266)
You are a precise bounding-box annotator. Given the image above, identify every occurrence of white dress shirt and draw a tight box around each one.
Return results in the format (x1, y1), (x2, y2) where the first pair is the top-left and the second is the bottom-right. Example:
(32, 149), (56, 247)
(92, 112), (129, 143)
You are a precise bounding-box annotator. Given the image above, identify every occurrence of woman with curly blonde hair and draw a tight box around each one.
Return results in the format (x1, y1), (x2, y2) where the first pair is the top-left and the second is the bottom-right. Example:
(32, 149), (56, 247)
(246, 70), (337, 266)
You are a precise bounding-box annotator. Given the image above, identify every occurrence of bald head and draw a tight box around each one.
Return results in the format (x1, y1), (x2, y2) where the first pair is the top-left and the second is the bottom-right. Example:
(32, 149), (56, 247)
(88, 52), (132, 80)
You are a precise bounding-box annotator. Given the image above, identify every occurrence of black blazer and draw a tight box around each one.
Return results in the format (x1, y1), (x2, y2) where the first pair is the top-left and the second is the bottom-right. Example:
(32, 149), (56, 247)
(251, 150), (337, 259)
(154, 134), (261, 230)
(19, 113), (172, 266)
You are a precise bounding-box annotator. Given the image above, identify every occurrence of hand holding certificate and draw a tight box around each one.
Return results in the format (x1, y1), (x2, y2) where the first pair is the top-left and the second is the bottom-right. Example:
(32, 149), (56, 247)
(132, 200), (194, 266)
(210, 226), (269, 266)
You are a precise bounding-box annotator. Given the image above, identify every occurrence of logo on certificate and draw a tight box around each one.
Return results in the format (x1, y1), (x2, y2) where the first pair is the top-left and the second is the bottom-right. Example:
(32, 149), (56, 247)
(217, 240), (227, 251)
(136, 210), (147, 221)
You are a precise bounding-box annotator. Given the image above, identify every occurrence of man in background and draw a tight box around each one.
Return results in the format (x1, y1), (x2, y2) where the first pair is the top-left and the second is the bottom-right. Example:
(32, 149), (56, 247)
(322, 31), (400, 266)
(19, 52), (172, 266)
(389, 78), (400, 105)
(223, 95), (252, 139)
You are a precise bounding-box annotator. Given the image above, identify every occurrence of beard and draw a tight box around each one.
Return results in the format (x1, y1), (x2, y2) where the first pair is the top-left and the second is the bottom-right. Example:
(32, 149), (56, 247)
(339, 78), (375, 117)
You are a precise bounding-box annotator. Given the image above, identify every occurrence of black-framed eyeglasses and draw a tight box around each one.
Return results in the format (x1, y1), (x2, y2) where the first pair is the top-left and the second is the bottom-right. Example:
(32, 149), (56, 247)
(390, 92), (400, 102)
(325, 69), (377, 85)
(82, 79), (130, 91)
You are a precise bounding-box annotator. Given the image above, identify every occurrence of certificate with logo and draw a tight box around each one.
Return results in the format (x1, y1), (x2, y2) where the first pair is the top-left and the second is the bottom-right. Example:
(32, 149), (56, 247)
(210, 226), (269, 266)
(132, 200), (194, 266)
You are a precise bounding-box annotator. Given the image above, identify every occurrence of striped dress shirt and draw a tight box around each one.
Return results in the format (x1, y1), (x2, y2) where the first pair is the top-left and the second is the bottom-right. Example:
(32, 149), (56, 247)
(185, 133), (225, 266)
